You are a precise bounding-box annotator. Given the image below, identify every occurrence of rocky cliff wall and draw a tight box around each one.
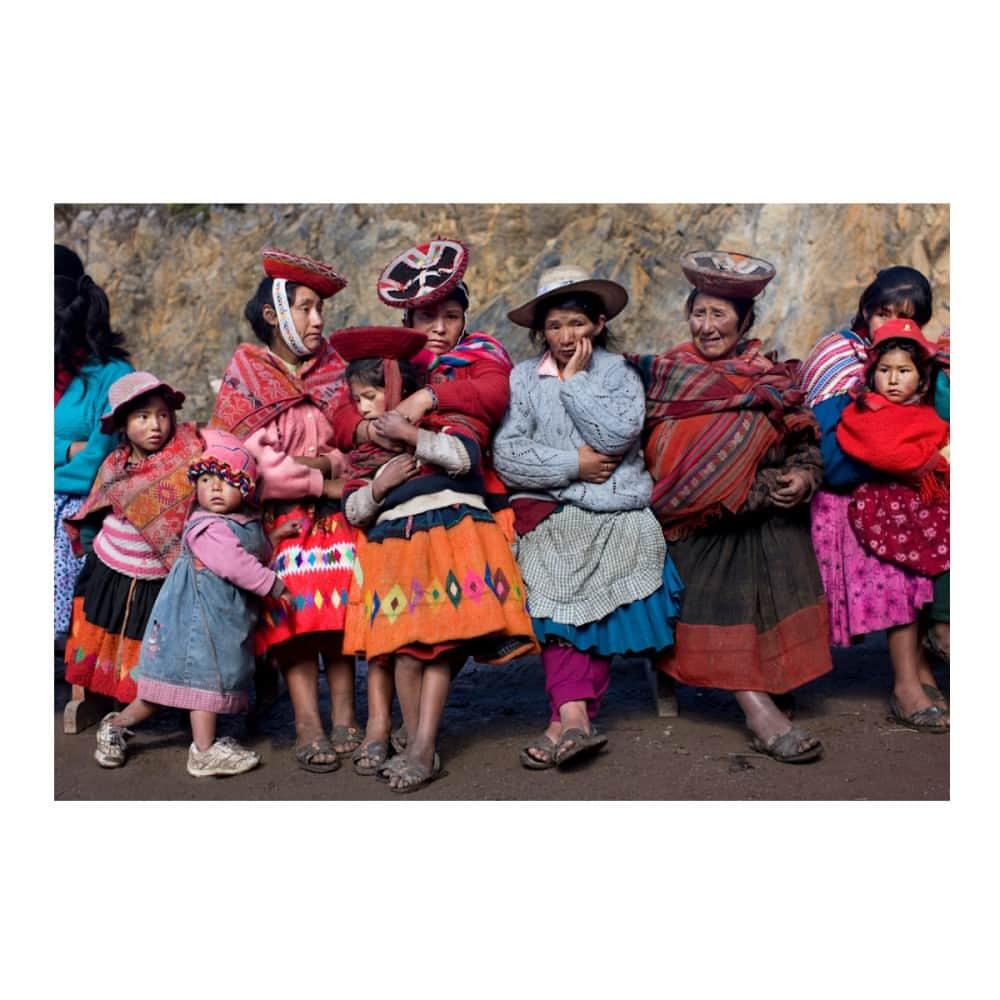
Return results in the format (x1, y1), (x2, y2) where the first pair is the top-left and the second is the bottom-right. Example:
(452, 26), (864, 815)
(54, 203), (950, 422)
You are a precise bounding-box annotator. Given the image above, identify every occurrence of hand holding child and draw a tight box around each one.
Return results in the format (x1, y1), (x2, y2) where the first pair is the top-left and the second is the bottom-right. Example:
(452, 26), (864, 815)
(373, 454), (421, 501)
(373, 411), (419, 447)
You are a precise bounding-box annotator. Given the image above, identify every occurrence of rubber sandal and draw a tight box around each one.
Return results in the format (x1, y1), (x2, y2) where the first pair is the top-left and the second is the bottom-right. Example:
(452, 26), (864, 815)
(375, 755), (408, 783)
(388, 753), (444, 794)
(888, 696), (949, 734)
(390, 725), (408, 754)
(554, 727), (608, 768)
(922, 683), (948, 709)
(294, 738), (341, 773)
(923, 627), (950, 665)
(748, 725), (823, 763)
(352, 740), (389, 777)
(519, 732), (559, 770)
(330, 724), (363, 757)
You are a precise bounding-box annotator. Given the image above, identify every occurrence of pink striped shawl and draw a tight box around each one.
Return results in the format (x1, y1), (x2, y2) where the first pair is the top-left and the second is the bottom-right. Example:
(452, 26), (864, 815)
(797, 329), (870, 407)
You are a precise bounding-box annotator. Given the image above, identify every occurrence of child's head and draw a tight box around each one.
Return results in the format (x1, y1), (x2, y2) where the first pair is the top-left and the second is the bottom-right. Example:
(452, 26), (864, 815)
(187, 430), (258, 514)
(346, 357), (419, 420)
(864, 318), (936, 404)
(101, 372), (185, 460)
(852, 265), (933, 335)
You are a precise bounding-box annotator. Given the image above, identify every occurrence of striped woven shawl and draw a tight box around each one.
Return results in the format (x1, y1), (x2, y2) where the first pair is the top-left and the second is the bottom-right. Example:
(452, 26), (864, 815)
(209, 341), (348, 439)
(626, 340), (818, 537)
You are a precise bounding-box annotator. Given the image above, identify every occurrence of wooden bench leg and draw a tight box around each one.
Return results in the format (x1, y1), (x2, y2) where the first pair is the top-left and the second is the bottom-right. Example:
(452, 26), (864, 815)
(63, 686), (114, 735)
(645, 659), (679, 718)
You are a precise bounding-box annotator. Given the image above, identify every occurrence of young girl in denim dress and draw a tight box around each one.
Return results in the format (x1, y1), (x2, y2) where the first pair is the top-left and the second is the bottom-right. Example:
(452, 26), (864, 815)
(94, 431), (295, 777)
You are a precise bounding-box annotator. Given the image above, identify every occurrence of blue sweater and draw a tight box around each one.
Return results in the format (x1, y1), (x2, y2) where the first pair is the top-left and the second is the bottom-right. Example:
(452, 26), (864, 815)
(54, 356), (133, 495)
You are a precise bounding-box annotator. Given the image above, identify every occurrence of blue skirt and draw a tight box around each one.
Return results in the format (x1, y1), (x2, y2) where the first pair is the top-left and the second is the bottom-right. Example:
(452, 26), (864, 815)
(532, 555), (684, 656)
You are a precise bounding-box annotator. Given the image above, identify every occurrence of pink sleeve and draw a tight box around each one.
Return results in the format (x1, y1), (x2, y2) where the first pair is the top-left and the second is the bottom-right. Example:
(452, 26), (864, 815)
(186, 519), (277, 596)
(244, 425), (324, 501)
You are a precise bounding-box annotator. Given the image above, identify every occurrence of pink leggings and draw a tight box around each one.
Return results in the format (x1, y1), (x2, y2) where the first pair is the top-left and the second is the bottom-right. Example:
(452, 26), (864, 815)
(542, 642), (611, 723)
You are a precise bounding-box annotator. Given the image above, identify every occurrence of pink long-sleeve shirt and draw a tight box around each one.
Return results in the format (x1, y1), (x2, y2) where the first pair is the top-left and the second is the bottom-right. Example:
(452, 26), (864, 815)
(244, 402), (349, 501)
(185, 511), (278, 597)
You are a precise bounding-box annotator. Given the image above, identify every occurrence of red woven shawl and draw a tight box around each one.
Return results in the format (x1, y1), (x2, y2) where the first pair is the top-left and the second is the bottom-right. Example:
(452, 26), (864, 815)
(627, 340), (818, 535)
(209, 341), (348, 439)
(63, 422), (203, 569)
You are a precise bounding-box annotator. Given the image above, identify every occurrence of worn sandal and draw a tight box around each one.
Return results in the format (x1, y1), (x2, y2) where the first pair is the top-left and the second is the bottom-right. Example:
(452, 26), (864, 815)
(922, 683), (949, 709)
(748, 725), (823, 763)
(330, 725), (363, 756)
(888, 697), (949, 734)
(554, 727), (608, 768)
(375, 754), (409, 783)
(388, 753), (444, 794)
(352, 740), (389, 776)
(294, 738), (341, 773)
(519, 733), (559, 770)
(390, 725), (408, 753)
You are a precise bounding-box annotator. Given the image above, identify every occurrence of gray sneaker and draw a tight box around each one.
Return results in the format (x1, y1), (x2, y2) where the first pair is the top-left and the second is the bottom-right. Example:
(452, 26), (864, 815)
(186, 737), (261, 778)
(94, 713), (133, 768)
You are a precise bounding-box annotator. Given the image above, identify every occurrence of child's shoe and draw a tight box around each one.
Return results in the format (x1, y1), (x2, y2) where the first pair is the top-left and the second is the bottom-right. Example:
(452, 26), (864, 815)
(186, 737), (261, 778)
(94, 713), (133, 768)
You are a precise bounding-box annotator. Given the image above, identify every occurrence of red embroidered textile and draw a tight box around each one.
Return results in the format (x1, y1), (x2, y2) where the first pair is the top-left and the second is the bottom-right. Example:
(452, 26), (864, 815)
(63, 422), (203, 570)
(209, 342), (348, 439)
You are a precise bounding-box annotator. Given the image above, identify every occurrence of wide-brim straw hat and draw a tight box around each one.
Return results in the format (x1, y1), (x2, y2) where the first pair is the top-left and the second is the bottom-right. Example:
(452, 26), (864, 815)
(262, 247), (348, 299)
(377, 239), (470, 310)
(329, 326), (428, 362)
(507, 264), (628, 328)
(680, 249), (775, 300)
(100, 371), (185, 434)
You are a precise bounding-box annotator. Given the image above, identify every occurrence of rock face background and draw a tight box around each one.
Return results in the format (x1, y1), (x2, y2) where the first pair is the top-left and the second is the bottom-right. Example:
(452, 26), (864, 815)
(55, 203), (950, 422)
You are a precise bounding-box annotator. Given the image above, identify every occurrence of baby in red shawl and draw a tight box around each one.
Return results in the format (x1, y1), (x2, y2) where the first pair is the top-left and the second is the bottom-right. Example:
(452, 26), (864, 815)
(836, 318), (949, 577)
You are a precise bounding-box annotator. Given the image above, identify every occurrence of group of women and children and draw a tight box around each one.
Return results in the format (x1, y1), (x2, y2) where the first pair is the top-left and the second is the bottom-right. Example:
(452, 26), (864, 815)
(54, 238), (951, 793)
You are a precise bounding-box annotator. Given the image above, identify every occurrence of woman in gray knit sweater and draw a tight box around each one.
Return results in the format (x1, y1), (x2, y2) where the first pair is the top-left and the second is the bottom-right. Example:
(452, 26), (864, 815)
(493, 265), (684, 769)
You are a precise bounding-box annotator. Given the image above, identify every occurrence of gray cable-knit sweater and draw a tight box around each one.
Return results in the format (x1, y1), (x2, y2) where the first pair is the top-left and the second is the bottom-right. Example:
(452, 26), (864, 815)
(492, 347), (653, 511)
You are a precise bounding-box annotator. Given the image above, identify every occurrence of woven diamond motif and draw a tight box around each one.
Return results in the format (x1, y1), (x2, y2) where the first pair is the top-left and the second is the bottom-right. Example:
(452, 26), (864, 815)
(382, 584), (408, 625)
(445, 570), (462, 609)
(369, 591), (381, 625)
(314, 589), (324, 610)
(424, 579), (446, 615)
(490, 566), (510, 604)
(331, 590), (341, 609)
(463, 568), (486, 604)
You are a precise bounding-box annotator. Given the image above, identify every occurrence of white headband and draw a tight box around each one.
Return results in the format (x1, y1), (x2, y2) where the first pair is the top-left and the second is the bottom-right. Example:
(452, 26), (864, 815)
(272, 278), (312, 357)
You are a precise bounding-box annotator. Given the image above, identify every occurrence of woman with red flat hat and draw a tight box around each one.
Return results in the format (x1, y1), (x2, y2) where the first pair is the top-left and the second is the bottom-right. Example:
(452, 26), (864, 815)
(210, 247), (361, 773)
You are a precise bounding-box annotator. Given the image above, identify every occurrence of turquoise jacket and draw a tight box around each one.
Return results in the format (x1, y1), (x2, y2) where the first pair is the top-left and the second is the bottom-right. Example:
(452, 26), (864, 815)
(54, 356), (133, 495)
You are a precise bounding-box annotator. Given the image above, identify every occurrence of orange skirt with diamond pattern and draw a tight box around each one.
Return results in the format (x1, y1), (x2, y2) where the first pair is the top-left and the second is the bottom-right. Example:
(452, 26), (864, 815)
(343, 505), (538, 664)
(256, 501), (359, 656)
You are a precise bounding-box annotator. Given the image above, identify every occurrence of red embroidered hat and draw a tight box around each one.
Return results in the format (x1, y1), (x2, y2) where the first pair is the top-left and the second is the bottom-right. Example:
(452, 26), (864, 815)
(868, 317), (937, 360)
(680, 249), (776, 300)
(329, 326), (428, 362)
(262, 247), (348, 299)
(100, 371), (186, 434)
(377, 239), (469, 310)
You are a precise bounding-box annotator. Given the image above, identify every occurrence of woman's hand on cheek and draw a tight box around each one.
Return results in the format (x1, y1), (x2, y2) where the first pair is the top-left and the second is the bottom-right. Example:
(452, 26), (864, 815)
(562, 336), (592, 379)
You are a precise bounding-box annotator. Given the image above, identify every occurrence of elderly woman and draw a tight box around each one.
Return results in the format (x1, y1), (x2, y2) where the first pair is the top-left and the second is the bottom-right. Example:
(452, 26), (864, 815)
(54, 245), (133, 652)
(210, 247), (361, 773)
(797, 266), (946, 732)
(494, 265), (683, 769)
(630, 251), (832, 763)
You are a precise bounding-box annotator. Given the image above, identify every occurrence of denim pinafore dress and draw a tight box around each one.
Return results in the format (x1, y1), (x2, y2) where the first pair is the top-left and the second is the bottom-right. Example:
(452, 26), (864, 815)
(134, 513), (265, 715)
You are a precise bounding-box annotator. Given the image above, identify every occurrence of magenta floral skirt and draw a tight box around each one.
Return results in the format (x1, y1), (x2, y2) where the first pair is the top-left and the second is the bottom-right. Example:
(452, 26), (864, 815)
(810, 490), (933, 646)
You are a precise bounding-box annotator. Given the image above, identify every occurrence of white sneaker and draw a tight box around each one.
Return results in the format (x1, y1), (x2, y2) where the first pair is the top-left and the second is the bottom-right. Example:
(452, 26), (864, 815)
(186, 737), (261, 778)
(94, 713), (133, 768)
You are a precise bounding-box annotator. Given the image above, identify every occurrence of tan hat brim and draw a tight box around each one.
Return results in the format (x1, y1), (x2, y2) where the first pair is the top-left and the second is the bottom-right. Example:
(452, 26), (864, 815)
(507, 279), (628, 328)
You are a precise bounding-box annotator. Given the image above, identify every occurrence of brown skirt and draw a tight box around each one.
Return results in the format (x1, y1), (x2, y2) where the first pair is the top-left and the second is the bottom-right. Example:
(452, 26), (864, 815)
(656, 508), (832, 693)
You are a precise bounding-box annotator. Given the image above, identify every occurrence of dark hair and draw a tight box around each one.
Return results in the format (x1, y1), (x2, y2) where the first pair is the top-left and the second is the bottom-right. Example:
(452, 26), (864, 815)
(684, 288), (756, 334)
(851, 266), (933, 334)
(402, 284), (469, 329)
(54, 244), (130, 370)
(864, 337), (931, 398)
(529, 291), (615, 349)
(345, 357), (419, 399)
(243, 277), (303, 345)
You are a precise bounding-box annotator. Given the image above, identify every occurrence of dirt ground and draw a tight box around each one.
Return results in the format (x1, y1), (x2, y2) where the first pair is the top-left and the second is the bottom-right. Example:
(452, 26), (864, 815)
(52, 632), (949, 801)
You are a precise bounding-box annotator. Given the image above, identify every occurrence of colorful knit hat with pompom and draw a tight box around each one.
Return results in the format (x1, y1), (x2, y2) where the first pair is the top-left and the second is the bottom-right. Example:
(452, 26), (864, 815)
(187, 429), (257, 499)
